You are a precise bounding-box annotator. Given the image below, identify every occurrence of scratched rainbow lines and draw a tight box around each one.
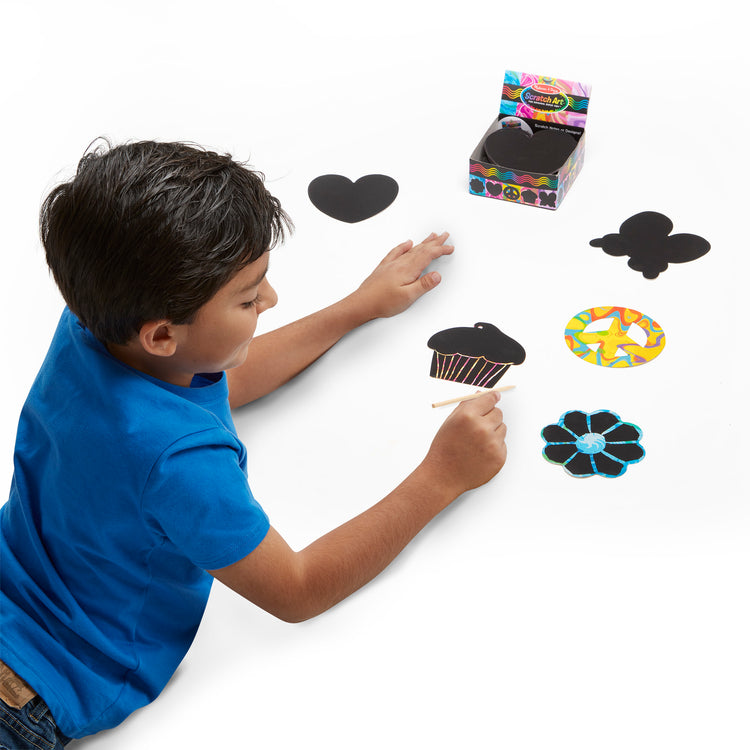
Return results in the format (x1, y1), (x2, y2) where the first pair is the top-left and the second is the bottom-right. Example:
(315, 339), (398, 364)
(431, 352), (511, 388)
(470, 163), (557, 188)
(564, 306), (666, 367)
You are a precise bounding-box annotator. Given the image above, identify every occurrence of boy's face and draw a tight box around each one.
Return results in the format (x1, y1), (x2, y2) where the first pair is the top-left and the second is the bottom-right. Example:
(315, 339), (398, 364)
(175, 251), (276, 375)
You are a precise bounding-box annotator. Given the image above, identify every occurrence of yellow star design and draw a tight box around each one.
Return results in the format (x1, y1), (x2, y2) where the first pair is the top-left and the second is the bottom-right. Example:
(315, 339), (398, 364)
(578, 318), (643, 361)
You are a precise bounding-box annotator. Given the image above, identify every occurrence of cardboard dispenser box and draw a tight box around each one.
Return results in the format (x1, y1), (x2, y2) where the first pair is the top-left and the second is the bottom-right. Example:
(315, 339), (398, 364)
(469, 71), (591, 210)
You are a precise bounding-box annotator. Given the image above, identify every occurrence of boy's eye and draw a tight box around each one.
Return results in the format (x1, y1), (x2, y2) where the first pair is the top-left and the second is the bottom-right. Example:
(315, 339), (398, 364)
(241, 296), (260, 309)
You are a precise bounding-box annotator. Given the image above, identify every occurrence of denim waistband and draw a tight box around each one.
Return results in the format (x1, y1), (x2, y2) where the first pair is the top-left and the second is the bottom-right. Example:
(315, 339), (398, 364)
(0, 693), (73, 747)
(0, 661), (72, 746)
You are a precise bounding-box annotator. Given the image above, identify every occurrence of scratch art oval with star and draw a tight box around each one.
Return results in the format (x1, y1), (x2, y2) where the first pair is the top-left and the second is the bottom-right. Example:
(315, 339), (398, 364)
(564, 306), (666, 367)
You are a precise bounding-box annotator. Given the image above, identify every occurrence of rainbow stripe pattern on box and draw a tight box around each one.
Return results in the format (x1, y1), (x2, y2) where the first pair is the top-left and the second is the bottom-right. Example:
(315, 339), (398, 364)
(469, 163), (558, 187)
(500, 71), (590, 128)
(469, 70), (590, 210)
(468, 167), (561, 209)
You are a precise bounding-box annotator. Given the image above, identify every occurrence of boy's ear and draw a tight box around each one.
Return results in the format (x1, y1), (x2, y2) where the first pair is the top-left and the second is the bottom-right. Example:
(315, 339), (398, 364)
(138, 320), (179, 357)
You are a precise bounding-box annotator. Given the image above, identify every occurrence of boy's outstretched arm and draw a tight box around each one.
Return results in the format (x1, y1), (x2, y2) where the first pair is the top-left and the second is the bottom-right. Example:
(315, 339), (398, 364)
(226, 232), (453, 408)
(209, 391), (507, 622)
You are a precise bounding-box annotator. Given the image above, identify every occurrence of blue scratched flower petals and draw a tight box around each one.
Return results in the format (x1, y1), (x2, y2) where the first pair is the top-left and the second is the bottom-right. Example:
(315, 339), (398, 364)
(592, 451), (626, 477)
(564, 451), (596, 477)
(603, 442), (645, 463)
(603, 422), (642, 442)
(541, 409), (645, 479)
(562, 410), (589, 436)
(589, 410), (620, 434)
(541, 424), (577, 443)
(543, 443), (578, 464)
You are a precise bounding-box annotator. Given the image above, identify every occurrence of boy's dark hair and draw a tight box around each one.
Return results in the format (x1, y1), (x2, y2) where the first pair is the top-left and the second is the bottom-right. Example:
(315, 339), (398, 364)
(40, 139), (293, 344)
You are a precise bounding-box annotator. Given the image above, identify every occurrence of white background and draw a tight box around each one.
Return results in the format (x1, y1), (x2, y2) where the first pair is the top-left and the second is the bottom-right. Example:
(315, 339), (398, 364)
(2, 1), (748, 748)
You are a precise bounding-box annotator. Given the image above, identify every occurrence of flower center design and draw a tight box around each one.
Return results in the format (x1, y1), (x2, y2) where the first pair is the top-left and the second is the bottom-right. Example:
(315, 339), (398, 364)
(575, 432), (607, 454)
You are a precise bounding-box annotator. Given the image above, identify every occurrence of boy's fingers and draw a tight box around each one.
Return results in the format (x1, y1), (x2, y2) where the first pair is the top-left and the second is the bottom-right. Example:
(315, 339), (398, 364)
(417, 271), (441, 294)
(387, 233), (452, 273)
(461, 390), (501, 415)
(389, 231), (445, 258)
(410, 241), (454, 273)
(480, 392), (502, 416)
(420, 232), (448, 245)
(402, 272), (441, 305)
(383, 240), (413, 263)
(486, 407), (505, 429)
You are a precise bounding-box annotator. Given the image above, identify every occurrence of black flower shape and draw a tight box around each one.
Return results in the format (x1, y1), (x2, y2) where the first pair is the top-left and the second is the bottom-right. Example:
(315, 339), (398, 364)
(470, 177), (485, 194)
(541, 409), (645, 478)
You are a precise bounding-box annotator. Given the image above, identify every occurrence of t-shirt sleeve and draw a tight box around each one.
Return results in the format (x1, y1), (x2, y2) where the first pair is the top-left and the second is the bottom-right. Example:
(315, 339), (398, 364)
(142, 430), (270, 570)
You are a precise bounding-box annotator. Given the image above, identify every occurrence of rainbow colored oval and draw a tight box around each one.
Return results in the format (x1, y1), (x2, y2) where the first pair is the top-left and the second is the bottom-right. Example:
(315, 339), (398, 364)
(564, 306), (666, 368)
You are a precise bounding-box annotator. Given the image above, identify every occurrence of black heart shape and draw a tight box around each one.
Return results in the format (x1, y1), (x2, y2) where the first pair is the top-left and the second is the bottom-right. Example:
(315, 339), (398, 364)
(483, 128), (578, 174)
(308, 174), (399, 223)
(486, 180), (503, 196)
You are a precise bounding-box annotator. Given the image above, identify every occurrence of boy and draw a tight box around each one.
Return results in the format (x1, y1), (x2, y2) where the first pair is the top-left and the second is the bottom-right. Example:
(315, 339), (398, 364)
(0, 140), (507, 746)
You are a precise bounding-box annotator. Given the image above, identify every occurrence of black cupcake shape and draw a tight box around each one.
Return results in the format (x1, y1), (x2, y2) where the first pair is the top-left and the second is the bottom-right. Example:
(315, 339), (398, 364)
(483, 127), (578, 174)
(427, 322), (525, 387)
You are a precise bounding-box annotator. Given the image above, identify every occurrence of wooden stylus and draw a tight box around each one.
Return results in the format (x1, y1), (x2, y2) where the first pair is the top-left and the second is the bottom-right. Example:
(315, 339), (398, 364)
(431, 384), (516, 408)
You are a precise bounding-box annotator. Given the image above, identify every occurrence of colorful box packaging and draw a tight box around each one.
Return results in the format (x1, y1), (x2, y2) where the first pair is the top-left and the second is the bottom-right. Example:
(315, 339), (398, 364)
(469, 71), (591, 210)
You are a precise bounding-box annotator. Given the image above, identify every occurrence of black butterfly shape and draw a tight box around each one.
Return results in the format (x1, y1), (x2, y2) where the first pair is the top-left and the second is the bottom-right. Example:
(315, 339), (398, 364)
(590, 211), (710, 279)
(539, 191), (556, 208)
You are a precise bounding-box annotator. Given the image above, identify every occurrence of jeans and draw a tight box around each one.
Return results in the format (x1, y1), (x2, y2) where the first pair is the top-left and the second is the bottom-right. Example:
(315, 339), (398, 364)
(0, 696), (70, 750)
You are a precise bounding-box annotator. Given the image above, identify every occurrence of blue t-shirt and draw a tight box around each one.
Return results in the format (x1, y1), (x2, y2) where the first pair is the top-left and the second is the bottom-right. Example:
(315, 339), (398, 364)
(0, 309), (270, 738)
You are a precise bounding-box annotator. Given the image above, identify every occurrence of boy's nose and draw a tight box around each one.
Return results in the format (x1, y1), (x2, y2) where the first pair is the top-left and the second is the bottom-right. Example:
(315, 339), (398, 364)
(259, 278), (278, 312)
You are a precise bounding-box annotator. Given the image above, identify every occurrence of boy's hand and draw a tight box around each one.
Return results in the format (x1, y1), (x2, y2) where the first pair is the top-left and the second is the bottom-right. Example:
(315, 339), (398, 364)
(351, 232), (454, 321)
(211, 393), (507, 622)
(226, 232), (452, 407)
(422, 391), (507, 497)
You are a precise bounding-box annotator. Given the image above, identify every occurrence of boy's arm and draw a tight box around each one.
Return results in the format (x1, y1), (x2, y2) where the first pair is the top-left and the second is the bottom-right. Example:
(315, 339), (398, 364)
(226, 232), (453, 408)
(208, 391), (506, 622)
